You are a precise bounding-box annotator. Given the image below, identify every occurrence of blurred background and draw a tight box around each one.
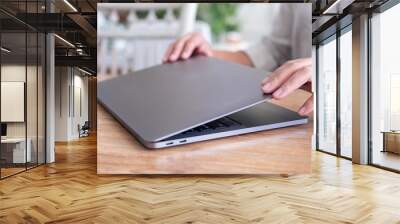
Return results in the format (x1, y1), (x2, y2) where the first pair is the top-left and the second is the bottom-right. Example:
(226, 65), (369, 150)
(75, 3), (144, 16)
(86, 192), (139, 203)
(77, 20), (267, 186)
(97, 3), (280, 78)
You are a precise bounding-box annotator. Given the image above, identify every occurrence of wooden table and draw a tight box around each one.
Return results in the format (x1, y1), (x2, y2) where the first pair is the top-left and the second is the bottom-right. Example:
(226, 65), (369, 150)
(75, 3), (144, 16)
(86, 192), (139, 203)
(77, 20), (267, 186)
(382, 131), (400, 154)
(97, 90), (312, 174)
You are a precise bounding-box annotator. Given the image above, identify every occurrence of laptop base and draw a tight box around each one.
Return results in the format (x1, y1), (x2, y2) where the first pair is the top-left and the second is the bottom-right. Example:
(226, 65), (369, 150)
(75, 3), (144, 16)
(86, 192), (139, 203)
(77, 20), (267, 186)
(142, 102), (308, 149)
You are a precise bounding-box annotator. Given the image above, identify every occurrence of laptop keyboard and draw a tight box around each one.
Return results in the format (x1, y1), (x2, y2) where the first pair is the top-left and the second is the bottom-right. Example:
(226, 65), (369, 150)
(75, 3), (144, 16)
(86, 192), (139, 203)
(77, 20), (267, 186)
(184, 117), (241, 133)
(166, 117), (243, 140)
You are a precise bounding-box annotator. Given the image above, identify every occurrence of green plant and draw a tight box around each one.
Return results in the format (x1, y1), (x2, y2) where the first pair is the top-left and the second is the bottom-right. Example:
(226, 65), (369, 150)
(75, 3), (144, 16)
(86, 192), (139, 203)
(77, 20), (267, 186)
(196, 3), (239, 40)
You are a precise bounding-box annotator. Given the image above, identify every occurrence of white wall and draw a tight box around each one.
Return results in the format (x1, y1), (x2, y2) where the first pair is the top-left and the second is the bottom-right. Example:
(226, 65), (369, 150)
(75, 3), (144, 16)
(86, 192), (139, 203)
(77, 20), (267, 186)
(1, 65), (26, 141)
(1, 65), (39, 138)
(71, 74), (89, 138)
(55, 67), (70, 141)
(54, 67), (89, 141)
(74, 74), (89, 123)
(1, 82), (25, 122)
(1, 64), (46, 164)
(1, 66), (25, 131)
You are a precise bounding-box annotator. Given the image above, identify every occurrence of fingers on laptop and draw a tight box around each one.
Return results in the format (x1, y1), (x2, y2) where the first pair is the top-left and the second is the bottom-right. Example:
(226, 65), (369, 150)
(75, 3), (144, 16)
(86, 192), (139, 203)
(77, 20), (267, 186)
(163, 32), (212, 63)
(272, 65), (311, 99)
(196, 43), (213, 57)
(261, 58), (312, 99)
(298, 95), (313, 116)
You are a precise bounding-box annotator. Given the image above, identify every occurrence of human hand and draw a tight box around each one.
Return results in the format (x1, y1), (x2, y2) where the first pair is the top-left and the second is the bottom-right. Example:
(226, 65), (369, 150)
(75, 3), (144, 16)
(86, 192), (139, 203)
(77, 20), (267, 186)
(163, 32), (213, 63)
(261, 58), (313, 116)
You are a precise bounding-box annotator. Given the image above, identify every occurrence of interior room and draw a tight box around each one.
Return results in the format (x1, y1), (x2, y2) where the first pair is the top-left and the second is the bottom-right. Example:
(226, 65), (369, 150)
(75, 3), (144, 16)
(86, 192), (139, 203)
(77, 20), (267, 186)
(0, 0), (96, 179)
(0, 5), (46, 178)
(1, 0), (400, 223)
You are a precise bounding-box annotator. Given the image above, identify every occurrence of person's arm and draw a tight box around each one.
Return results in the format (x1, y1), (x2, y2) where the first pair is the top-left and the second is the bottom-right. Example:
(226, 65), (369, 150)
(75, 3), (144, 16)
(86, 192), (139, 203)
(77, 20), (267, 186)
(162, 31), (313, 116)
(254, 5), (313, 116)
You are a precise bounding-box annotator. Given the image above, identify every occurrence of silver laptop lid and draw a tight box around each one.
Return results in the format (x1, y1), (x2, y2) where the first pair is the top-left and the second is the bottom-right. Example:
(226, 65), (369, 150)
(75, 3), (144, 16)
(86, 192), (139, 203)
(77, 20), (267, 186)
(98, 56), (270, 142)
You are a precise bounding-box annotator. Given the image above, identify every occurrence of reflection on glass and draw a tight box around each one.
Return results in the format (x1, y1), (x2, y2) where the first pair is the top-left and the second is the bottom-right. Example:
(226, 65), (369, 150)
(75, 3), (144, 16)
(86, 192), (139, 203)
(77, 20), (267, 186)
(318, 37), (337, 154)
(371, 3), (400, 171)
(340, 30), (352, 158)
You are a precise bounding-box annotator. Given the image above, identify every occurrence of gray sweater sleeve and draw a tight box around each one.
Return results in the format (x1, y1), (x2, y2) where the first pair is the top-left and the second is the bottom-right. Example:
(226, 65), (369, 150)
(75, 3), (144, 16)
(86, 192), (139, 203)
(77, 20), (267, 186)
(243, 4), (311, 72)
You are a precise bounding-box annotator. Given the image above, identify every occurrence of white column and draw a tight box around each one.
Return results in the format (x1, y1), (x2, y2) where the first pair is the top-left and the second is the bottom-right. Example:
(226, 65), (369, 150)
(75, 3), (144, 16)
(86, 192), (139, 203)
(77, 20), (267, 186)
(54, 67), (73, 141)
(352, 14), (369, 164)
(46, 33), (55, 163)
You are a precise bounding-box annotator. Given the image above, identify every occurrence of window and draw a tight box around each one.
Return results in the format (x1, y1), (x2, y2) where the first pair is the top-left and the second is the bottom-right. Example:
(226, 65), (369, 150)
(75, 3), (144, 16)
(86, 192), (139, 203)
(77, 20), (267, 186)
(339, 28), (352, 158)
(316, 25), (353, 159)
(370, 2), (400, 171)
(317, 36), (337, 154)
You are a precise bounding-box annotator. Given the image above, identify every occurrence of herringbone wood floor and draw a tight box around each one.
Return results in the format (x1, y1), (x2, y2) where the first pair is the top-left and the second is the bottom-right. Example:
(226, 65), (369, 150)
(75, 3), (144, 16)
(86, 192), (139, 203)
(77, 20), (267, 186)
(1, 134), (400, 224)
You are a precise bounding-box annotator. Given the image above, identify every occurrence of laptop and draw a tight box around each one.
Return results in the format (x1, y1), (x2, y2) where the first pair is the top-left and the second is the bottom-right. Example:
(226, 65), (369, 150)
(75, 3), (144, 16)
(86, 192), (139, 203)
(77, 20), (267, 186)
(98, 56), (308, 148)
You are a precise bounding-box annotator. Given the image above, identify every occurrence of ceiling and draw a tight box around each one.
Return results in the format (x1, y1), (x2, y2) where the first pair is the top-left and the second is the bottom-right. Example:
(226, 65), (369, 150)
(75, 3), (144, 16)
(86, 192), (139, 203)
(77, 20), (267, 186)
(0, 0), (394, 72)
(311, 0), (391, 43)
(0, 0), (99, 72)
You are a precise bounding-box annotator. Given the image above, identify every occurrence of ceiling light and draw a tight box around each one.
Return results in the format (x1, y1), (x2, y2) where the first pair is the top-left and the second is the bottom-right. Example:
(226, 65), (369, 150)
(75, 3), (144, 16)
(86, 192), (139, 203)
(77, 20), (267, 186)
(78, 67), (93, 76)
(76, 49), (84, 55)
(54, 34), (75, 48)
(1, 47), (11, 53)
(63, 0), (78, 12)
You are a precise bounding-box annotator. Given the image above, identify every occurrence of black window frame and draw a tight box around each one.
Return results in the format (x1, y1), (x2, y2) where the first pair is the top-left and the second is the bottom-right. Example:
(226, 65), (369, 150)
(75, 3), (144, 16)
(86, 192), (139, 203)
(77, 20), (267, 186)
(0, 0), (47, 180)
(314, 16), (353, 161)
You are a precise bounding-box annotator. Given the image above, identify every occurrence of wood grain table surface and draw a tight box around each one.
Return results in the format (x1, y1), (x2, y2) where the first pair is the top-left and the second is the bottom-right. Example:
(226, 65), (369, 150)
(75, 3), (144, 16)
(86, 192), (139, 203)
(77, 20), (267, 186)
(97, 90), (312, 174)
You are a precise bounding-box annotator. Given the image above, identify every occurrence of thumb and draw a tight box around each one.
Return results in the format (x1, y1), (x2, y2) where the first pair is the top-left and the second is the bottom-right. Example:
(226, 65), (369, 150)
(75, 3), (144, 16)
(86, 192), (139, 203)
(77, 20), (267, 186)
(298, 95), (313, 116)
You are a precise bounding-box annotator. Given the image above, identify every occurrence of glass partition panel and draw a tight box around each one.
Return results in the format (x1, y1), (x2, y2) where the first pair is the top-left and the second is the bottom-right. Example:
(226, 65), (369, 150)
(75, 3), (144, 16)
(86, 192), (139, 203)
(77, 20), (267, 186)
(1, 30), (27, 177)
(317, 37), (337, 154)
(0, 1), (46, 179)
